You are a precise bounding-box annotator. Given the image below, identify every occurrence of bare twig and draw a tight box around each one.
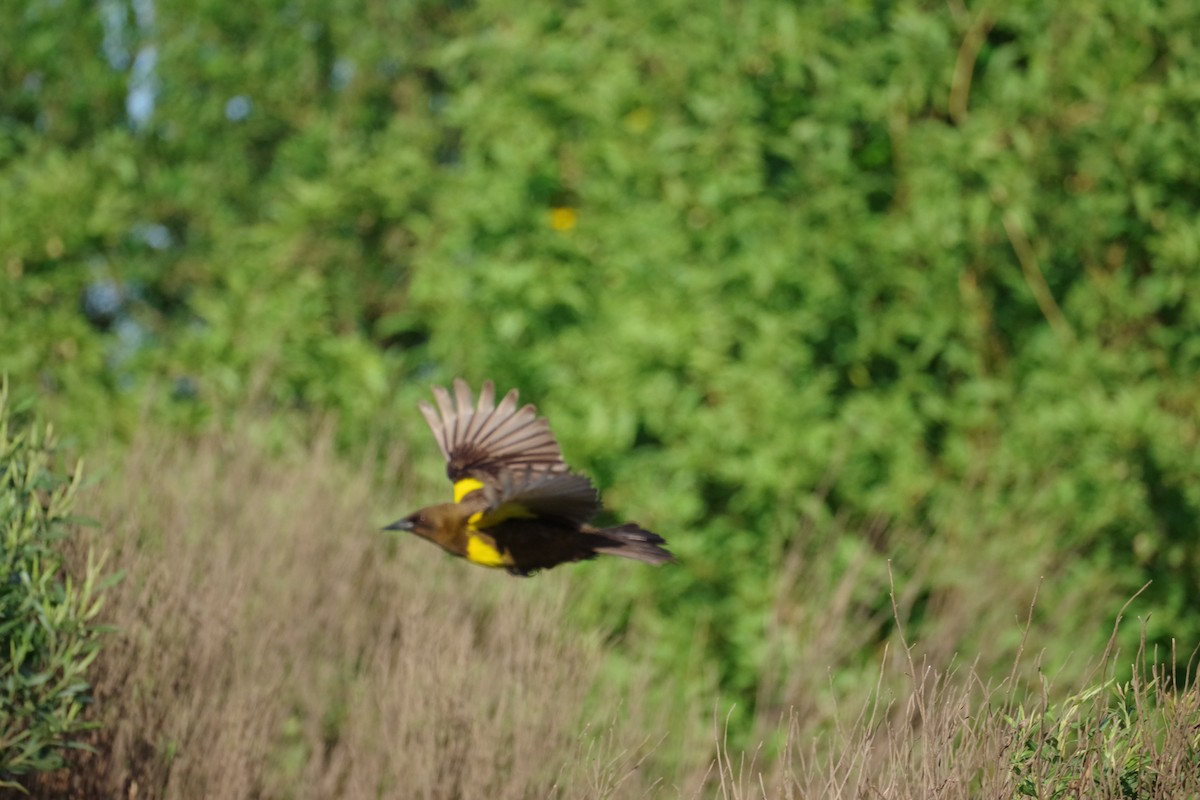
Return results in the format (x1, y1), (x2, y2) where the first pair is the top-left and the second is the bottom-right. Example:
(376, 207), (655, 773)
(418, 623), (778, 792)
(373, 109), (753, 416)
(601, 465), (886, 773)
(1002, 209), (1076, 343)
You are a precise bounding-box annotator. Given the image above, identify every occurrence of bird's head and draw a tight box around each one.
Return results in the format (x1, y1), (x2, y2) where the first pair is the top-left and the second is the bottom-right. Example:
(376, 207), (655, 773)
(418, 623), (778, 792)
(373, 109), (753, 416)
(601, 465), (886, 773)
(382, 503), (466, 545)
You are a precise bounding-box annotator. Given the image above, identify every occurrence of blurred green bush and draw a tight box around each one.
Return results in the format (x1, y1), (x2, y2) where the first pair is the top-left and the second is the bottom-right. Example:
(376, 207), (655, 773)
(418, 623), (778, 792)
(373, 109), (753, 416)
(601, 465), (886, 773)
(2, 0), (1198, 748)
(0, 380), (110, 789)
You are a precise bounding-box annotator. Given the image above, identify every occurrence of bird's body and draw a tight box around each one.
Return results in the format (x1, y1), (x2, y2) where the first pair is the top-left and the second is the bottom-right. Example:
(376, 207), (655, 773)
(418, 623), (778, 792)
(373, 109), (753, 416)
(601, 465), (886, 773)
(386, 379), (674, 576)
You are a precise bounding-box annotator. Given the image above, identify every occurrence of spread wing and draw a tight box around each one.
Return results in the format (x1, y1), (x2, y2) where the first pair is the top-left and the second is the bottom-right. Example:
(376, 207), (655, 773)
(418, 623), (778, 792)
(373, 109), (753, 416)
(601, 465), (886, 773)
(419, 379), (570, 501)
(473, 470), (601, 528)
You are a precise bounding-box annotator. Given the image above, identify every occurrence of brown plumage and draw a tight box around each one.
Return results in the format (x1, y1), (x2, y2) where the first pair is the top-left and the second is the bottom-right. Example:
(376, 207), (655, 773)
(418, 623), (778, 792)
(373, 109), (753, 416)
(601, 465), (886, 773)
(385, 379), (675, 576)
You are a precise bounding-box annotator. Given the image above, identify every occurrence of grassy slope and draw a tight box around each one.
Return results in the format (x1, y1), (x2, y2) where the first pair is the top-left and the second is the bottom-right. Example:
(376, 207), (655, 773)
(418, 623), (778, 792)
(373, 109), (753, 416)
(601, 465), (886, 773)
(23, 419), (1200, 799)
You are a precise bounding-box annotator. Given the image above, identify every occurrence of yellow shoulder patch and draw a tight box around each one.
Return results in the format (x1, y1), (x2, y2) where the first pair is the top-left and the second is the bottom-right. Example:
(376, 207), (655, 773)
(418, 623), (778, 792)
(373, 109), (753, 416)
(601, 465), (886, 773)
(465, 534), (508, 567)
(453, 477), (485, 503)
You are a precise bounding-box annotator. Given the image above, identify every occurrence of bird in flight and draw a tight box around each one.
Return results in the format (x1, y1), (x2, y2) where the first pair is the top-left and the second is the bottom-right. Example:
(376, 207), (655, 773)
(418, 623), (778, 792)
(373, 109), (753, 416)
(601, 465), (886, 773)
(385, 379), (675, 576)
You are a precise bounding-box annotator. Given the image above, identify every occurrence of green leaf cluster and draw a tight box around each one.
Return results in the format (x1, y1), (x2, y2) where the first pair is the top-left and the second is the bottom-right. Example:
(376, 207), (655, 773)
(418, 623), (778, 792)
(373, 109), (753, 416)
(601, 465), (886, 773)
(0, 381), (111, 790)
(1006, 678), (1198, 799)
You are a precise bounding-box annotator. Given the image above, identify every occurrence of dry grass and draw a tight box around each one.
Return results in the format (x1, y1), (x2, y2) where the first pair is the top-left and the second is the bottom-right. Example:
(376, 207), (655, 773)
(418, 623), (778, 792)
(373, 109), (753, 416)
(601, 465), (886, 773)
(33, 422), (607, 799)
(17, 421), (1200, 799)
(703, 648), (1200, 799)
(702, 588), (1200, 800)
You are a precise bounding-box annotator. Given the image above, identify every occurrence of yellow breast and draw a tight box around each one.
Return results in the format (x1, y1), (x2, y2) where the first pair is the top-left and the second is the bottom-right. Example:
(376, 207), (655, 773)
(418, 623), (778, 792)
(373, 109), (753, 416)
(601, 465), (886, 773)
(465, 534), (508, 567)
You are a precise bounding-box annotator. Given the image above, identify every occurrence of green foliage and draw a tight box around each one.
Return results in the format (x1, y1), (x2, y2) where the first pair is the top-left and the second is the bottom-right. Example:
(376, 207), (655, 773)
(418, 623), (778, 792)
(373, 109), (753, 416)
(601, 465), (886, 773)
(2, 0), (1200, 758)
(0, 380), (111, 790)
(1006, 679), (1191, 799)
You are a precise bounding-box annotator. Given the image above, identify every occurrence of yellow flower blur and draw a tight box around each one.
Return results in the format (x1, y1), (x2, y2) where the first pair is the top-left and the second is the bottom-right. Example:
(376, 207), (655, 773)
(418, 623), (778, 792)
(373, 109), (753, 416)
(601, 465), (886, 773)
(549, 207), (578, 232)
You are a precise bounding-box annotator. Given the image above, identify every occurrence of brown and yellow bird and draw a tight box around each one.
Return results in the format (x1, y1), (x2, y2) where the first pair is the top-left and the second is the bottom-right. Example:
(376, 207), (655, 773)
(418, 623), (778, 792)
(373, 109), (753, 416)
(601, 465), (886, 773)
(385, 379), (675, 576)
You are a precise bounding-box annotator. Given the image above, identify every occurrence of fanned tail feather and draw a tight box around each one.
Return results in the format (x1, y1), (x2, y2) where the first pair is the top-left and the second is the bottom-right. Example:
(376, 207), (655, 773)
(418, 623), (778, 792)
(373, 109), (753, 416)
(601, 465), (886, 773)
(592, 523), (676, 565)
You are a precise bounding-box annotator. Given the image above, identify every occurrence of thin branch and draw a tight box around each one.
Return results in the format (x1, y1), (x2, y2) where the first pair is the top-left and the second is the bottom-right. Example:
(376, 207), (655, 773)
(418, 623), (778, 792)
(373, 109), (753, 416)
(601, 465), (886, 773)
(1001, 210), (1075, 343)
(949, 4), (995, 124)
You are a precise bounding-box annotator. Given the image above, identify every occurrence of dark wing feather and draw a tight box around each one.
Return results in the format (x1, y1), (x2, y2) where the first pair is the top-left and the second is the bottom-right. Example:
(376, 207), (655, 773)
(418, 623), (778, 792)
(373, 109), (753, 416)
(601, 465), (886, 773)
(477, 470), (601, 527)
(419, 379), (570, 486)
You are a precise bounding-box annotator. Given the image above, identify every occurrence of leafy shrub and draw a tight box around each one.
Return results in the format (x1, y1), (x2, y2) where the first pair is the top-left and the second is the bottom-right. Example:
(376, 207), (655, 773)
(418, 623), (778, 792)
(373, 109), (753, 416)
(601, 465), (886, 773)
(0, 379), (110, 791)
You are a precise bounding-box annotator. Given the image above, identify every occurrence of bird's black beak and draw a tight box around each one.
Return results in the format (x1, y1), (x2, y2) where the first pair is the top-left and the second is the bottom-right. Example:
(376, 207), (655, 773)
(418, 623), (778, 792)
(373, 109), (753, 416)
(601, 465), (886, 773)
(383, 518), (414, 532)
